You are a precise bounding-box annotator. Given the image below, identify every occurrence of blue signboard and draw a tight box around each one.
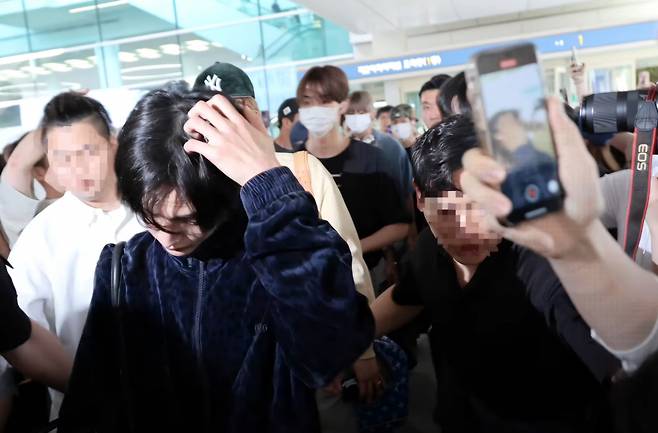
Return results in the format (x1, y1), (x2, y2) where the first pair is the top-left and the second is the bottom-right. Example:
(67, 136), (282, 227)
(320, 20), (658, 81)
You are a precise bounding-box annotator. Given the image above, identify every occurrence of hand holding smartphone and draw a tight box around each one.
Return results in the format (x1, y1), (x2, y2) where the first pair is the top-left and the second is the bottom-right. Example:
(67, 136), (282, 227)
(466, 43), (564, 224)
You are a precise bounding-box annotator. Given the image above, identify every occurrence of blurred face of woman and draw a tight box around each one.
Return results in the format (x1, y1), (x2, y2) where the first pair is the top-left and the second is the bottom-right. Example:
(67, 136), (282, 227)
(145, 190), (212, 257)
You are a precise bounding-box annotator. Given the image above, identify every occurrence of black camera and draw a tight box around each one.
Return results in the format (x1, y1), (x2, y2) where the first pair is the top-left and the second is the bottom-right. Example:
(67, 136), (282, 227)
(577, 86), (658, 260)
(579, 89), (658, 134)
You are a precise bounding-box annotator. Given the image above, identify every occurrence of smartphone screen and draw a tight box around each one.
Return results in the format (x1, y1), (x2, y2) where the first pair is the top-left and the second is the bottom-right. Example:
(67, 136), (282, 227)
(472, 44), (563, 223)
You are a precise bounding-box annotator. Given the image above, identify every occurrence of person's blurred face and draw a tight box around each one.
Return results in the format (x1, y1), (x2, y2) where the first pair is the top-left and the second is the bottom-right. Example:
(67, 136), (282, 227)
(377, 111), (392, 132)
(494, 113), (527, 152)
(281, 113), (299, 132)
(46, 120), (114, 201)
(421, 89), (442, 128)
(418, 171), (500, 265)
(146, 189), (212, 257)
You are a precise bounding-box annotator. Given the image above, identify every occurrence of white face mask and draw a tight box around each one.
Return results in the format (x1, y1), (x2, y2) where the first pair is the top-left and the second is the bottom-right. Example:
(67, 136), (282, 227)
(392, 122), (413, 140)
(344, 113), (372, 134)
(299, 106), (339, 138)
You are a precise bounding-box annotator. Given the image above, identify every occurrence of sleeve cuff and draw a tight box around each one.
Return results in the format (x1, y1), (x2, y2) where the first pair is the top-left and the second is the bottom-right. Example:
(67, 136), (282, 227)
(591, 314), (658, 373)
(240, 167), (305, 216)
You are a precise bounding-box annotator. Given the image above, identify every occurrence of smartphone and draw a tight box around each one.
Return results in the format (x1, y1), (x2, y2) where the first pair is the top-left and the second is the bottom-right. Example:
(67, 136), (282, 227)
(570, 46), (579, 66)
(467, 43), (563, 224)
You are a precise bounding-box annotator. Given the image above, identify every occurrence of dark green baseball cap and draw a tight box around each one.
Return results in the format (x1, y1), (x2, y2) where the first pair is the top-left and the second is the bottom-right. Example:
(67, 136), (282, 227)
(192, 62), (255, 98)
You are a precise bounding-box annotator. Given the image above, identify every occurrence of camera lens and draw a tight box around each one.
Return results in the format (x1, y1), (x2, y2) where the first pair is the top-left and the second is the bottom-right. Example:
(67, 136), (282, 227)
(579, 90), (643, 134)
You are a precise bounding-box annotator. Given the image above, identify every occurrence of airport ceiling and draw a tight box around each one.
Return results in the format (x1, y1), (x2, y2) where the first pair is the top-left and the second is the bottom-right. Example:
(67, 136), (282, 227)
(296, 0), (645, 35)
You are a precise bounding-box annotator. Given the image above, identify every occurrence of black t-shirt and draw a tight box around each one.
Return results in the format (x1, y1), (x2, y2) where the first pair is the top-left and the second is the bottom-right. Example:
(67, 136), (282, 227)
(308, 140), (412, 268)
(0, 258), (31, 353)
(393, 229), (619, 432)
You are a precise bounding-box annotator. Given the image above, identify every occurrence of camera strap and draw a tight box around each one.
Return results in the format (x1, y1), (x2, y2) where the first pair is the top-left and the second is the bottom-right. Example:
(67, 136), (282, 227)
(623, 86), (658, 259)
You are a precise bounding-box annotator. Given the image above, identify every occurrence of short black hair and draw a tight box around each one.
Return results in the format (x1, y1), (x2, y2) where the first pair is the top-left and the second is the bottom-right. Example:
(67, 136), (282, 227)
(39, 91), (113, 145)
(438, 72), (470, 118)
(411, 115), (479, 197)
(116, 88), (243, 233)
(375, 105), (393, 119)
(419, 74), (451, 98)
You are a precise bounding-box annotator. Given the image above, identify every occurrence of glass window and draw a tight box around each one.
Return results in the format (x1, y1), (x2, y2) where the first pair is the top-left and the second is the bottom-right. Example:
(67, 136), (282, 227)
(113, 36), (184, 90)
(35, 48), (101, 94)
(0, 0), (30, 56)
(98, 0), (177, 41)
(23, 0), (102, 51)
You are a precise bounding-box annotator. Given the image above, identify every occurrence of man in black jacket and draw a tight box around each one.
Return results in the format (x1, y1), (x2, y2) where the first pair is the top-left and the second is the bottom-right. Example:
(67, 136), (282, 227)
(372, 115), (621, 433)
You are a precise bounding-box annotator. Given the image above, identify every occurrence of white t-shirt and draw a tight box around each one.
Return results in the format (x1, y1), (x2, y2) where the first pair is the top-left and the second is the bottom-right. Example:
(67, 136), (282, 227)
(2, 192), (144, 413)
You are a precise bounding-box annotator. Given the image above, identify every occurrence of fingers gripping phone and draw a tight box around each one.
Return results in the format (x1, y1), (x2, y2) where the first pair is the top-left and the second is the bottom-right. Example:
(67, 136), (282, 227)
(467, 43), (564, 224)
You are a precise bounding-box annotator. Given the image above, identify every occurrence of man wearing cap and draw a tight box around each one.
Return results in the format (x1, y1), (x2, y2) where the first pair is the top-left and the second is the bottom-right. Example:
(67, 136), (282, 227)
(391, 104), (419, 152)
(274, 97), (299, 152)
(194, 63), (385, 419)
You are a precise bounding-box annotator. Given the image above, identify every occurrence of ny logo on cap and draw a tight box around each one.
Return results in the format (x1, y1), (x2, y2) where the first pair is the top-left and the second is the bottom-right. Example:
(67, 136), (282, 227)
(204, 74), (222, 91)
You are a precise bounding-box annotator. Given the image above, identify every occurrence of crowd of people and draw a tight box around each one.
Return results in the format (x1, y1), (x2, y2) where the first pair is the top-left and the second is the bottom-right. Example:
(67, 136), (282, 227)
(0, 55), (656, 433)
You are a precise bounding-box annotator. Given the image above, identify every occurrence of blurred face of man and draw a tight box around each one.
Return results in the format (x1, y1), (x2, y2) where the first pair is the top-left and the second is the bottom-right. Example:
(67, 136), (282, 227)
(46, 120), (114, 202)
(146, 189), (212, 257)
(494, 112), (527, 152)
(418, 170), (501, 266)
(421, 89), (442, 128)
(377, 111), (392, 133)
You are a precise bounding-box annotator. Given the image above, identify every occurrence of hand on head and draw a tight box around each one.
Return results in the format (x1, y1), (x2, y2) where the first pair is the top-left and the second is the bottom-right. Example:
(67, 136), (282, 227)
(183, 94), (280, 186)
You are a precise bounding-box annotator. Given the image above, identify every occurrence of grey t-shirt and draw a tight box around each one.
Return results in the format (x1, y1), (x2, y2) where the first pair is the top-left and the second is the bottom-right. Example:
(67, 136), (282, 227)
(600, 169), (654, 270)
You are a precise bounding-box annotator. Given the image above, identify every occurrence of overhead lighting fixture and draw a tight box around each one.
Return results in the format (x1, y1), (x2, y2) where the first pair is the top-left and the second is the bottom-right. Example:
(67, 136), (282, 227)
(373, 100), (388, 109)
(185, 40), (209, 47)
(69, 0), (129, 14)
(119, 51), (139, 63)
(65, 59), (94, 69)
(20, 65), (51, 75)
(2, 69), (28, 79)
(136, 48), (161, 59)
(43, 62), (72, 72)
(160, 44), (181, 56)
(186, 40), (209, 52)
(187, 45), (209, 52)
(0, 48), (65, 66)
(122, 63), (181, 73)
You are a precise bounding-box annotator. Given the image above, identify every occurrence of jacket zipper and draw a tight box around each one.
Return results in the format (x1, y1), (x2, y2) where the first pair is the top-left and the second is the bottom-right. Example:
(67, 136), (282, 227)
(194, 261), (212, 429)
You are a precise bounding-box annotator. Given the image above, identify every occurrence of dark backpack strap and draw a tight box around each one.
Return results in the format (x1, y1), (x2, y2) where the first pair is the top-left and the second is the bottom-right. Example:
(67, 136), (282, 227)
(110, 242), (135, 431)
(111, 242), (126, 307)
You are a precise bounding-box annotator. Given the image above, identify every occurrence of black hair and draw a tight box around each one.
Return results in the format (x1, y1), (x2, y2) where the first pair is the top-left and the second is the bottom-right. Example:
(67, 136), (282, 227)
(612, 350), (658, 433)
(438, 72), (470, 118)
(411, 115), (479, 197)
(39, 91), (113, 145)
(375, 105), (393, 119)
(116, 88), (243, 233)
(419, 74), (451, 98)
